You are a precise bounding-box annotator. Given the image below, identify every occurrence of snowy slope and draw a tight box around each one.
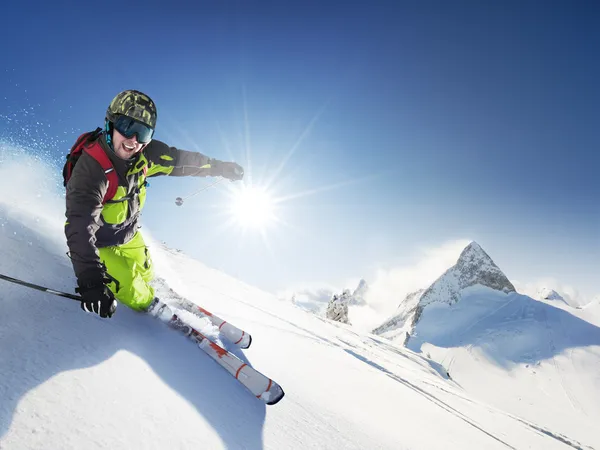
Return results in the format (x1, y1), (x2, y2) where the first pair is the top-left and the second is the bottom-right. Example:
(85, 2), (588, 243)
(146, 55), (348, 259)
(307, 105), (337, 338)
(0, 155), (598, 449)
(408, 285), (600, 448)
(369, 240), (599, 447)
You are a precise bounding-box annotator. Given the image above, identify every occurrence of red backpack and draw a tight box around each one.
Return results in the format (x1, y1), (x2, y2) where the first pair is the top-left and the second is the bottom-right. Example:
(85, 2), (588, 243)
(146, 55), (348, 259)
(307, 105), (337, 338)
(62, 128), (119, 204)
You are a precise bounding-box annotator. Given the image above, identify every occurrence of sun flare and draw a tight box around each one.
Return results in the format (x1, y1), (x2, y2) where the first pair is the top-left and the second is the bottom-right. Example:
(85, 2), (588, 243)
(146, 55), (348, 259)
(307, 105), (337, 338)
(229, 185), (276, 229)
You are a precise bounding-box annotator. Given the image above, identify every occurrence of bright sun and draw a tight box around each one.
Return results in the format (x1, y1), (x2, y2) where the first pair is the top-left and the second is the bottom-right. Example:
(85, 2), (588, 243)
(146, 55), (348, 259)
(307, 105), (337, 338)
(229, 185), (276, 229)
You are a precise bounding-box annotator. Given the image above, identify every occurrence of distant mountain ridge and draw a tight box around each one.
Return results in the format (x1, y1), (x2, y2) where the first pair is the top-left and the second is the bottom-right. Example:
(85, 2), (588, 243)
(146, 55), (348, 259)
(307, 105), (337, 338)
(371, 289), (424, 344)
(350, 279), (368, 306)
(284, 278), (368, 317)
(535, 287), (568, 304)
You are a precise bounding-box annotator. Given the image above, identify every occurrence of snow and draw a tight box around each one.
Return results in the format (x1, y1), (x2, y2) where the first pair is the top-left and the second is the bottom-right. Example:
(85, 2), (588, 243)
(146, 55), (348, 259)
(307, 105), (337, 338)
(371, 289), (424, 344)
(0, 153), (599, 449)
(407, 285), (600, 447)
(537, 287), (567, 302)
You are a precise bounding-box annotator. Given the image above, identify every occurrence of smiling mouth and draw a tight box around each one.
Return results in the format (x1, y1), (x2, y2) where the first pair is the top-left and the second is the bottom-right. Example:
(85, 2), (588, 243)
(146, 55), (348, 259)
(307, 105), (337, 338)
(123, 143), (136, 151)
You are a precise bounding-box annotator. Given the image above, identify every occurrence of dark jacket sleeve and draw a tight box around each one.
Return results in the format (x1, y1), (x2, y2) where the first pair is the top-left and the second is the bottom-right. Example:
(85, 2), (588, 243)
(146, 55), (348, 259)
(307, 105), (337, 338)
(143, 139), (222, 178)
(64, 152), (109, 283)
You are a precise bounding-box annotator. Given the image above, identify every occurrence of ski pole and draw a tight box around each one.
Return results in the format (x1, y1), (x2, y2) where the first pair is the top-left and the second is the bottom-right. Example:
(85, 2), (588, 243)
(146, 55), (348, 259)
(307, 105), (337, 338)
(175, 177), (224, 206)
(0, 273), (81, 301)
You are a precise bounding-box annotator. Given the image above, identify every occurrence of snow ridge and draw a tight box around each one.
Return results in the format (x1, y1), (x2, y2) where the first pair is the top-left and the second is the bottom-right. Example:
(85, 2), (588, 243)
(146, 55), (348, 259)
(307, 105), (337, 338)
(371, 289), (424, 343)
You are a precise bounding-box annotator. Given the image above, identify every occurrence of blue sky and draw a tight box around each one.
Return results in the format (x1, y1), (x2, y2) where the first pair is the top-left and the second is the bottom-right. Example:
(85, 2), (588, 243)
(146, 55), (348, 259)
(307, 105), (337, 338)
(1, 1), (598, 300)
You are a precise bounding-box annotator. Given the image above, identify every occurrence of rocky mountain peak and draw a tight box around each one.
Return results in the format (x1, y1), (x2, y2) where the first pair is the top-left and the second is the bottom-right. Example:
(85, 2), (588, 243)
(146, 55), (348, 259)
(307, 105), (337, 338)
(451, 241), (516, 296)
(413, 241), (514, 324)
(417, 241), (515, 309)
(373, 241), (516, 343)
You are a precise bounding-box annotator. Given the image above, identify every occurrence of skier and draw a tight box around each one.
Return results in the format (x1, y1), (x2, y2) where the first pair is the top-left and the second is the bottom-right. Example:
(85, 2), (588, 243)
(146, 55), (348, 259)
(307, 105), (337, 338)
(64, 89), (244, 319)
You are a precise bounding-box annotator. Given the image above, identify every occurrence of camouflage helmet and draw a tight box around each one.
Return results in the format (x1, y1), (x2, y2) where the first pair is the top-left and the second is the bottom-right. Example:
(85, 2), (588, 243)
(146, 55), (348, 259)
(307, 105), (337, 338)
(106, 90), (157, 129)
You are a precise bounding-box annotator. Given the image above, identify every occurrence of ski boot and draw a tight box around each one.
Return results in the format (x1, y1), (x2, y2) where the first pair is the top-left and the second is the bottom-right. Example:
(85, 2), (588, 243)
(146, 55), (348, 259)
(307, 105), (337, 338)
(145, 297), (174, 322)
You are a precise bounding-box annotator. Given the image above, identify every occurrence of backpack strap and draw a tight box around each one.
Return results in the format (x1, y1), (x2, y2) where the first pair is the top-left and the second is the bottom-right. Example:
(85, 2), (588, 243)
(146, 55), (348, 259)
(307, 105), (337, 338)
(63, 128), (102, 187)
(84, 144), (119, 204)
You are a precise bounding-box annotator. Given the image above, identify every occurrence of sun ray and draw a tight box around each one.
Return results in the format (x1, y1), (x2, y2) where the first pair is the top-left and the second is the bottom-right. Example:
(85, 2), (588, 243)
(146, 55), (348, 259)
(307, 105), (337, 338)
(216, 120), (237, 163)
(272, 173), (384, 204)
(259, 227), (276, 260)
(265, 100), (330, 190)
(204, 87), (389, 253)
(242, 85), (254, 185)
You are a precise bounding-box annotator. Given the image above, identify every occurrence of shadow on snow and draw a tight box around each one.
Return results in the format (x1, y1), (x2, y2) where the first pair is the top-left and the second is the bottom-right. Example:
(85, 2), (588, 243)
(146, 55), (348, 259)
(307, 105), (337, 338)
(0, 218), (266, 449)
(406, 292), (600, 368)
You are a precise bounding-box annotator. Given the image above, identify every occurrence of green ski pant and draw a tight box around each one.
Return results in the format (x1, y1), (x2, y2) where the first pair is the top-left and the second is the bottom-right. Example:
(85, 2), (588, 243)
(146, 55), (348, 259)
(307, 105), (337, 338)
(98, 232), (155, 311)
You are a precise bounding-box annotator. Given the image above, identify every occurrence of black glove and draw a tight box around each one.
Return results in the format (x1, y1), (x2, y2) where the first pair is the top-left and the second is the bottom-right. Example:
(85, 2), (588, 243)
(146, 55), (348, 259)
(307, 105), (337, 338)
(211, 160), (244, 181)
(76, 282), (117, 319)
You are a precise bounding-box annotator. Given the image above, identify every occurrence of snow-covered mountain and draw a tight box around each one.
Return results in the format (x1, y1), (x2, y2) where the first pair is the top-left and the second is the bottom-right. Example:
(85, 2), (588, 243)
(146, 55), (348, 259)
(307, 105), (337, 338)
(368, 241), (600, 446)
(373, 241), (515, 343)
(406, 284), (600, 447)
(0, 154), (598, 449)
(416, 241), (516, 307)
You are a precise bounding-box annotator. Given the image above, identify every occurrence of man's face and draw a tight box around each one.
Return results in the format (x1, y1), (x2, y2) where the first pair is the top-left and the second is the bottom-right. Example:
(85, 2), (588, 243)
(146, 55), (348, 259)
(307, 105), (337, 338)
(112, 128), (147, 160)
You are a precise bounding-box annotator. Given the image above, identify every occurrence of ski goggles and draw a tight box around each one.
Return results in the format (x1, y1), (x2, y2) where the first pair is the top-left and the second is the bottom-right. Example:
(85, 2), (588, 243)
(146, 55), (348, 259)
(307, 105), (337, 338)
(113, 115), (155, 144)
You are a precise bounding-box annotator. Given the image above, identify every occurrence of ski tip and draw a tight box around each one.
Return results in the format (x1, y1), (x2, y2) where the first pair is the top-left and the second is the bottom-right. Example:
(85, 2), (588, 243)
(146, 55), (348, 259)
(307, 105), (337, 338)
(266, 386), (285, 406)
(241, 334), (252, 349)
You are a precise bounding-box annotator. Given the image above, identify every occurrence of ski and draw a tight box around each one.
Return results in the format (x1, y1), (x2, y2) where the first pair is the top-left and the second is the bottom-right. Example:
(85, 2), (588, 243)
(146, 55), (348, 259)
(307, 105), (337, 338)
(151, 279), (252, 349)
(151, 303), (284, 405)
(173, 297), (252, 349)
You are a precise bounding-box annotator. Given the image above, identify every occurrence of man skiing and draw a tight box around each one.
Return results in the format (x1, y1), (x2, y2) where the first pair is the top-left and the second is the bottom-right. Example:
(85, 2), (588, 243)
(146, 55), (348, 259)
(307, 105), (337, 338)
(65, 89), (243, 319)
